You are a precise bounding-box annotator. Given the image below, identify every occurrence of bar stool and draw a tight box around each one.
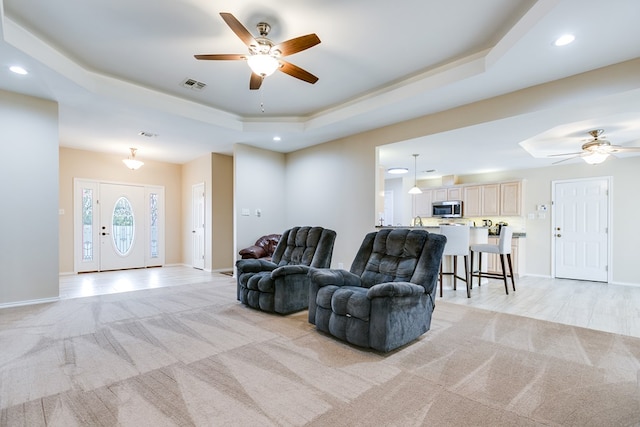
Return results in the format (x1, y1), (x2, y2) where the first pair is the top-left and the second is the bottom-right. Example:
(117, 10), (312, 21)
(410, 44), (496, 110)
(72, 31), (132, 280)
(438, 225), (471, 298)
(469, 226), (515, 294)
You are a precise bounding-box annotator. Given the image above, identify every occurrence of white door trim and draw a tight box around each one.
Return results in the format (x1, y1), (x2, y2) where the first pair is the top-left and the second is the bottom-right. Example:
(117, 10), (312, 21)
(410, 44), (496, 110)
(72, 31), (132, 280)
(551, 176), (612, 282)
(73, 178), (165, 273)
(192, 182), (205, 270)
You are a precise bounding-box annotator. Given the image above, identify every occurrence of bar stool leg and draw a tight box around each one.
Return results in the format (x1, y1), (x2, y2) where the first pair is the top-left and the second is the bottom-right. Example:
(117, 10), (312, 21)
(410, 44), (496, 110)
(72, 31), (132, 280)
(453, 256), (457, 290)
(439, 262), (444, 297)
(463, 255), (470, 298)
(507, 253), (516, 291)
(477, 253), (483, 287)
(499, 254), (509, 295)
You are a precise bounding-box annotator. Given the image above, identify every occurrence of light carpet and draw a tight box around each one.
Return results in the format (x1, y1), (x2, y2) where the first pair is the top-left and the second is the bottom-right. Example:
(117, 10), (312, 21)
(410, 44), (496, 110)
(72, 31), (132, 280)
(1, 279), (639, 426)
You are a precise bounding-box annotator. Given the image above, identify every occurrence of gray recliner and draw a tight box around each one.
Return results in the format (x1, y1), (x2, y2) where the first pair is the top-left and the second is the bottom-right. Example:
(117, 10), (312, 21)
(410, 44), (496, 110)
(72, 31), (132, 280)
(236, 226), (336, 314)
(308, 228), (446, 352)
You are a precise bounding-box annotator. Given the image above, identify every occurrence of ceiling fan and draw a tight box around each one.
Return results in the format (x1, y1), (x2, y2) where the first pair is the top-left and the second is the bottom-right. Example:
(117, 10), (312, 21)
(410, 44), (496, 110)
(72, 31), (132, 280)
(549, 129), (640, 165)
(194, 12), (320, 90)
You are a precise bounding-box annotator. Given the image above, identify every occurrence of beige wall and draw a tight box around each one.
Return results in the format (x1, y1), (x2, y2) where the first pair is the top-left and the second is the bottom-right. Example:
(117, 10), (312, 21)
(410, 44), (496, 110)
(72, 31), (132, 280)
(211, 153), (234, 270)
(234, 144), (286, 258)
(181, 152), (234, 271)
(59, 147), (182, 273)
(0, 90), (59, 304)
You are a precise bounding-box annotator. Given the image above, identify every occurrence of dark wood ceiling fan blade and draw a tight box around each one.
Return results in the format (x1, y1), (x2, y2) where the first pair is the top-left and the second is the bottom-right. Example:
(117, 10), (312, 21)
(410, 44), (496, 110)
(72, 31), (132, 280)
(194, 54), (246, 60)
(220, 12), (257, 48)
(273, 34), (321, 57)
(249, 72), (263, 90)
(278, 60), (318, 84)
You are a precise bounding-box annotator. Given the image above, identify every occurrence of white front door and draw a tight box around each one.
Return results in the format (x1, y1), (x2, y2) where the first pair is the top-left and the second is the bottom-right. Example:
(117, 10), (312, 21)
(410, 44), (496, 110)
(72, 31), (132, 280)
(99, 183), (146, 271)
(192, 183), (205, 270)
(553, 177), (610, 282)
(74, 180), (165, 273)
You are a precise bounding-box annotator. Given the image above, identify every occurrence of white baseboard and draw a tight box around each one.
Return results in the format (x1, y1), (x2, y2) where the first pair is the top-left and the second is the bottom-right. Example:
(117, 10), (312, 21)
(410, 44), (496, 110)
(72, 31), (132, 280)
(0, 296), (60, 309)
(608, 281), (640, 287)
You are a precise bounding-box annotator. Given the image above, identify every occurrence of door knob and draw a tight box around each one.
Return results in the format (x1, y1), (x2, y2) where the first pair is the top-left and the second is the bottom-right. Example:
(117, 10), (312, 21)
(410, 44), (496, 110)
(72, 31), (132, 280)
(556, 234), (561, 238)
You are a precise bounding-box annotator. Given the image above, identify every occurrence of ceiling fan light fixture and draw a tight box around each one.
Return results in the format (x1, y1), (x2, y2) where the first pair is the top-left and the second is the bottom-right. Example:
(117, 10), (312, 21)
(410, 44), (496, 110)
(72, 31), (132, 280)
(582, 152), (609, 165)
(123, 147), (144, 170)
(247, 54), (279, 77)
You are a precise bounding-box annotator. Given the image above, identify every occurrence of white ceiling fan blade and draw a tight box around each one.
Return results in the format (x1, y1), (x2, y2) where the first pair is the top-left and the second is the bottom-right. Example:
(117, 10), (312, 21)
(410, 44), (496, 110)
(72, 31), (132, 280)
(607, 146), (640, 153)
(548, 151), (583, 157)
(552, 154), (583, 164)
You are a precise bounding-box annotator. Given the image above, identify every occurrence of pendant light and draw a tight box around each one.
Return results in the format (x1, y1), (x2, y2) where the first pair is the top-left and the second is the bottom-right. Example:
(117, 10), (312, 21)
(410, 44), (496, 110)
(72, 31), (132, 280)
(408, 154), (422, 194)
(123, 147), (144, 170)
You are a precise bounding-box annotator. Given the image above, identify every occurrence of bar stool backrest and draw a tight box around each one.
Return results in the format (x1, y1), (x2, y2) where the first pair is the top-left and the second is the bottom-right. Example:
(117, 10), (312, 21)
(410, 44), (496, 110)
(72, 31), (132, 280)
(439, 225), (470, 256)
(498, 226), (513, 254)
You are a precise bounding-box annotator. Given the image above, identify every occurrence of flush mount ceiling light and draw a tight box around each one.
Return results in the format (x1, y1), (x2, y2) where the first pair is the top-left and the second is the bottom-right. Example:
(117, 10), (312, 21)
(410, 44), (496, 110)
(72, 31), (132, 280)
(123, 147), (144, 170)
(273, 136), (281, 141)
(408, 154), (422, 194)
(9, 65), (28, 75)
(554, 34), (575, 46)
(387, 167), (408, 174)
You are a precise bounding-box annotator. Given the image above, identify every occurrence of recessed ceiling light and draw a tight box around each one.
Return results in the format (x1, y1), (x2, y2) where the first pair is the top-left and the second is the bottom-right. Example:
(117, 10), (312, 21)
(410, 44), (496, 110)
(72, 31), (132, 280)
(387, 167), (408, 174)
(9, 66), (28, 75)
(273, 136), (281, 141)
(554, 34), (575, 46)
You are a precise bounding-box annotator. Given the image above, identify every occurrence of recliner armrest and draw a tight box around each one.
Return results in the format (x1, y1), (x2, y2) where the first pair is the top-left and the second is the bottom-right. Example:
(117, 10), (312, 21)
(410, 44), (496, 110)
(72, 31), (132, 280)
(271, 264), (311, 278)
(308, 268), (362, 287)
(239, 245), (267, 259)
(236, 258), (277, 274)
(367, 282), (425, 298)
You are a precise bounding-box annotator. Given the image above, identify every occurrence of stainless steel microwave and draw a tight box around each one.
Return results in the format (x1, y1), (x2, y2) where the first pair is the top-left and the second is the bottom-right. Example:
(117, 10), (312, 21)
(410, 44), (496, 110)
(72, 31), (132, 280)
(432, 200), (463, 218)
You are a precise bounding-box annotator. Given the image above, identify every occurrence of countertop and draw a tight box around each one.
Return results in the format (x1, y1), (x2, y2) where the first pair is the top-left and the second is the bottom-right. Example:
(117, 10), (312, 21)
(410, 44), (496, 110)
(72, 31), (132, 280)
(375, 225), (526, 238)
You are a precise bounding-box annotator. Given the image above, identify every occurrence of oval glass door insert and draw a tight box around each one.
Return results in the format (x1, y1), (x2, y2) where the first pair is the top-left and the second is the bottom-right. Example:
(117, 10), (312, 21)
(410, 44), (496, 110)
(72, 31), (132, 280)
(112, 197), (135, 255)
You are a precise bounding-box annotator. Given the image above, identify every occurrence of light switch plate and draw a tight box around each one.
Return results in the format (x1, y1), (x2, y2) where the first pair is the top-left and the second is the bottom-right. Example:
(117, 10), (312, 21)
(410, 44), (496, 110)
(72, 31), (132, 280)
(241, 208), (250, 216)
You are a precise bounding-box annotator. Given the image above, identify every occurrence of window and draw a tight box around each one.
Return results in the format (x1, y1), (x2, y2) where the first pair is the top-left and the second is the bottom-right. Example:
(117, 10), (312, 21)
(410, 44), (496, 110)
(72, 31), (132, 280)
(112, 197), (135, 255)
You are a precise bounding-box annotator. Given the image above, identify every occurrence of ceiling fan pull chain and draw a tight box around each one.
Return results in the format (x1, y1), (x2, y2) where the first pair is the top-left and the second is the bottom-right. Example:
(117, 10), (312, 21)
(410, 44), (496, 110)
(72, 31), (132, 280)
(260, 90), (265, 113)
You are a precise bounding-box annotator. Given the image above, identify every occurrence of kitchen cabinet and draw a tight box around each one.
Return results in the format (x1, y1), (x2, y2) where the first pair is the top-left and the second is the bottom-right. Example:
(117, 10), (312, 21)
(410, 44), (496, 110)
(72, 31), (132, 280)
(412, 189), (433, 217)
(463, 185), (482, 217)
(500, 181), (522, 216)
(416, 180), (522, 218)
(433, 188), (447, 202)
(463, 180), (522, 216)
(481, 184), (500, 216)
(447, 187), (462, 201)
(433, 187), (462, 203)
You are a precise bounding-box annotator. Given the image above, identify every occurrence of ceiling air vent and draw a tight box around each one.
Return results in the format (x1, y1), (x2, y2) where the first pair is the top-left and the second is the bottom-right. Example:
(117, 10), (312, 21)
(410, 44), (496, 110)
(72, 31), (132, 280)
(181, 78), (207, 91)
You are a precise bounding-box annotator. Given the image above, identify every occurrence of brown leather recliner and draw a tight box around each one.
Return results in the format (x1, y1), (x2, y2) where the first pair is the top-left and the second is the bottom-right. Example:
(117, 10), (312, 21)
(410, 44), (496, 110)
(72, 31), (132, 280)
(239, 234), (281, 261)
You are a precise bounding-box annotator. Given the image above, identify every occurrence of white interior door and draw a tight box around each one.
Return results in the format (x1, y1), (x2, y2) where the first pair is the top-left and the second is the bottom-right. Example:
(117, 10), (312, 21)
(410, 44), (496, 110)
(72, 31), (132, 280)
(99, 183), (146, 271)
(553, 178), (609, 282)
(192, 183), (205, 270)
